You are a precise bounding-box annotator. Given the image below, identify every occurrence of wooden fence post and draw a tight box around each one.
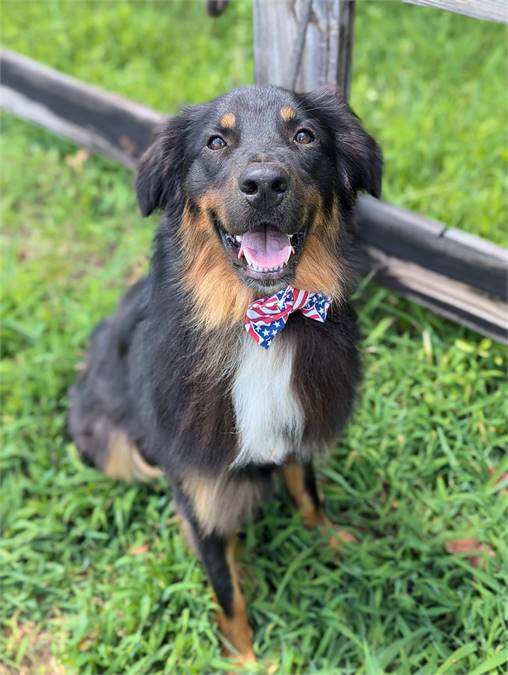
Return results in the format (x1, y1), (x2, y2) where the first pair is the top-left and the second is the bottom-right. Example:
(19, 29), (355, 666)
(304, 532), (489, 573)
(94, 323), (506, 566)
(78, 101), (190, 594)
(253, 0), (355, 96)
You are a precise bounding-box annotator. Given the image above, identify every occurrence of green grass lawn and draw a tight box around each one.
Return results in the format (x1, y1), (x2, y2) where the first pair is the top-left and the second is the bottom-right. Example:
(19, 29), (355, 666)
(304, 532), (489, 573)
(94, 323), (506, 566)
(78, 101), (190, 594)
(1, 2), (507, 674)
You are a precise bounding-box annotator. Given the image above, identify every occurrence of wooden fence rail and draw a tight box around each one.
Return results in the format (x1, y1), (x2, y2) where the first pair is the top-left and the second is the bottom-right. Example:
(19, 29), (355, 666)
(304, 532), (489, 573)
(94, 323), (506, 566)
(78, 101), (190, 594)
(404, 0), (508, 23)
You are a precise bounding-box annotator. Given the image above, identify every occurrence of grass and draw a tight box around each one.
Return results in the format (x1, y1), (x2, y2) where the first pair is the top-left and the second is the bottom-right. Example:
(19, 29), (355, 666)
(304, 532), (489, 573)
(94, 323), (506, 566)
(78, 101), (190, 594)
(1, 1), (507, 673)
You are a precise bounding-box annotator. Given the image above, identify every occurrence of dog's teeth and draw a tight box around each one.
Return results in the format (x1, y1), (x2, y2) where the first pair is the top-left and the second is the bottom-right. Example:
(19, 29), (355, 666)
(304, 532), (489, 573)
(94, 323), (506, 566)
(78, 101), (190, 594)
(245, 261), (290, 273)
(288, 246), (295, 260)
(235, 235), (242, 242)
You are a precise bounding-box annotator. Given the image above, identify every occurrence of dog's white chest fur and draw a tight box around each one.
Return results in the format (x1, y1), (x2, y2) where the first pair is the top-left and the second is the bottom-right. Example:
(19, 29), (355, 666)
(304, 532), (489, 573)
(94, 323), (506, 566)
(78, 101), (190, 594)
(232, 337), (304, 467)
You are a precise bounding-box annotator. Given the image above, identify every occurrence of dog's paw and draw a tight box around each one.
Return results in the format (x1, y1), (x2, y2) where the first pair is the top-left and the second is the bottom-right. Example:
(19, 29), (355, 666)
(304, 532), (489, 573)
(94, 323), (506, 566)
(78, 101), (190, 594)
(312, 514), (356, 553)
(218, 609), (256, 670)
(326, 526), (356, 553)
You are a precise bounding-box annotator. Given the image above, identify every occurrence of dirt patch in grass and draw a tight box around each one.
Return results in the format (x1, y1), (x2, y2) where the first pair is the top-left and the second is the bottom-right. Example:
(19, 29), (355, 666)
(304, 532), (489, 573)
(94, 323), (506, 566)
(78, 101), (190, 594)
(1, 621), (66, 675)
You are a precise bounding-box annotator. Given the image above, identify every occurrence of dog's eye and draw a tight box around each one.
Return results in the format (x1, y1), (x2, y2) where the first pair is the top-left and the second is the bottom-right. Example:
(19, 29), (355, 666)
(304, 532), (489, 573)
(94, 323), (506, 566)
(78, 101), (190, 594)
(207, 135), (227, 150)
(293, 129), (314, 145)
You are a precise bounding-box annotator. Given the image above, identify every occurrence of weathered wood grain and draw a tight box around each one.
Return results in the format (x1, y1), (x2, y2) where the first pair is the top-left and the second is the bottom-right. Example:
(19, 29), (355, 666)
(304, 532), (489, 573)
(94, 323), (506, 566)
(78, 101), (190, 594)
(253, 0), (355, 96)
(356, 196), (508, 302)
(367, 247), (508, 344)
(404, 0), (508, 23)
(0, 49), (165, 168)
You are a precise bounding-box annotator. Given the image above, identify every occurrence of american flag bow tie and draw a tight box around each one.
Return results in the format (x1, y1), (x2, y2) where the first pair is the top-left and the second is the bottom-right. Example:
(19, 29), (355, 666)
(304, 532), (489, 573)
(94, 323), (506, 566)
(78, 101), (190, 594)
(245, 286), (331, 349)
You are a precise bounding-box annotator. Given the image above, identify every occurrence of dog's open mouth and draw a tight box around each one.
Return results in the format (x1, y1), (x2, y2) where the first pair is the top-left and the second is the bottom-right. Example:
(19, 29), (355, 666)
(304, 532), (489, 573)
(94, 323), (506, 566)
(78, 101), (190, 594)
(216, 219), (307, 285)
(238, 229), (293, 271)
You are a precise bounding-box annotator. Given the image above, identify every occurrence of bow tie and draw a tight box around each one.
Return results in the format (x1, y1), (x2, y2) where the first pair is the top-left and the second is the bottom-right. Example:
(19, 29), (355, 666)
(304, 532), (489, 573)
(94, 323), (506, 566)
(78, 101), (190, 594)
(244, 286), (331, 349)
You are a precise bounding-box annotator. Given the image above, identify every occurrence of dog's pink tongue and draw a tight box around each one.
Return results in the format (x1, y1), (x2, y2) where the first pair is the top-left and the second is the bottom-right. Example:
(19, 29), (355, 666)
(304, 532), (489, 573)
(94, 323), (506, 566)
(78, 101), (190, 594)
(240, 229), (291, 268)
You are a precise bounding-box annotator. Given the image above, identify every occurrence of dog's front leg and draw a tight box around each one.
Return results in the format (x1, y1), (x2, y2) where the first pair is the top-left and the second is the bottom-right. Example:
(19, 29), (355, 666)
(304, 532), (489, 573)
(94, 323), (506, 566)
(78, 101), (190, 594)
(176, 497), (255, 665)
(197, 531), (255, 664)
(282, 461), (355, 552)
(213, 535), (256, 665)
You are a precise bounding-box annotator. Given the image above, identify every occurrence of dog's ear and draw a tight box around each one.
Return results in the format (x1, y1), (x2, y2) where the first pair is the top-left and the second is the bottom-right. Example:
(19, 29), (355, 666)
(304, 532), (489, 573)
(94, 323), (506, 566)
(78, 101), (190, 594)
(301, 87), (383, 201)
(136, 115), (188, 216)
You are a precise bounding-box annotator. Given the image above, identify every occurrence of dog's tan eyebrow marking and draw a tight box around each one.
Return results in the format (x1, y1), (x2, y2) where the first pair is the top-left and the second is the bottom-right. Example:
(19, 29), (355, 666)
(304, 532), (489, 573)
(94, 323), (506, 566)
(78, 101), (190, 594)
(280, 106), (296, 122)
(219, 112), (236, 128)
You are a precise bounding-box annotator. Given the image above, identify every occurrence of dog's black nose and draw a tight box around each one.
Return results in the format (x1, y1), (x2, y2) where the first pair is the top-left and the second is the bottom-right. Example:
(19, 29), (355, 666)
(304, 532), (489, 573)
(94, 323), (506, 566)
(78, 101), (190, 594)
(238, 163), (289, 209)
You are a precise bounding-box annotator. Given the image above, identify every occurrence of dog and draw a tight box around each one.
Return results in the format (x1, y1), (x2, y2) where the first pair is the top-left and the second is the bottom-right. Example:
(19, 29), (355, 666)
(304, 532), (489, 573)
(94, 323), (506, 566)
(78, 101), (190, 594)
(69, 85), (382, 663)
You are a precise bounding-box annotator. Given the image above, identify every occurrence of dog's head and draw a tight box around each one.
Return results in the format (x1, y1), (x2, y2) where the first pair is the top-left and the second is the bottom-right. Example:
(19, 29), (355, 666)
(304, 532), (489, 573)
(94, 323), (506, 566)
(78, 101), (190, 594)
(136, 86), (382, 325)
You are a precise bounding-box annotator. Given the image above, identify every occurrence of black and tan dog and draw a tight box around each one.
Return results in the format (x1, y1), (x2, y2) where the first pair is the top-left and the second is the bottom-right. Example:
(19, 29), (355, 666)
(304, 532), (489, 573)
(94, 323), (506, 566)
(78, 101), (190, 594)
(69, 85), (382, 663)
